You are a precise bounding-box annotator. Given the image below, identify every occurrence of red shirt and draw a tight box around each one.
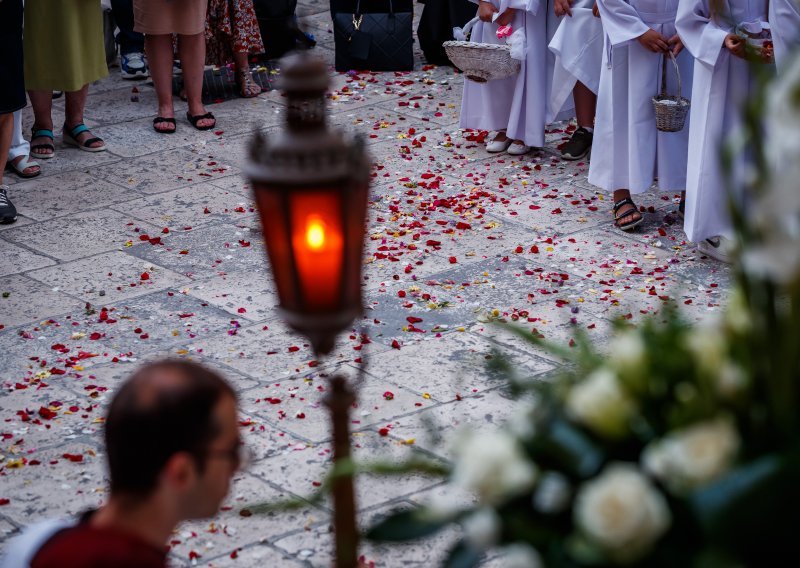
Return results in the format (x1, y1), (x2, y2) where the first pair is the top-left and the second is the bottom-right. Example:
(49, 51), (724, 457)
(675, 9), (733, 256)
(31, 511), (167, 568)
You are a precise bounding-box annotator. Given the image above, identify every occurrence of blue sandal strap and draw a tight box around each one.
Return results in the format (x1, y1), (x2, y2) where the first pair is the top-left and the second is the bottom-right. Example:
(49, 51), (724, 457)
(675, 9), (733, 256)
(65, 123), (90, 138)
(31, 128), (54, 139)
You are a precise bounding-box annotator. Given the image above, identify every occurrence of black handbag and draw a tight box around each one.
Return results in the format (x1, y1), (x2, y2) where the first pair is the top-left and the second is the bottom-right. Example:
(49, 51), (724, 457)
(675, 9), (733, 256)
(333, 0), (414, 72)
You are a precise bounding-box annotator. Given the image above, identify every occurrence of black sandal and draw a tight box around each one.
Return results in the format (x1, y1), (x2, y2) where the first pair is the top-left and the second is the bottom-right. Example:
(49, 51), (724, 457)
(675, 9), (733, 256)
(153, 116), (177, 134)
(613, 197), (644, 231)
(678, 196), (685, 219)
(186, 111), (216, 131)
(30, 128), (56, 159)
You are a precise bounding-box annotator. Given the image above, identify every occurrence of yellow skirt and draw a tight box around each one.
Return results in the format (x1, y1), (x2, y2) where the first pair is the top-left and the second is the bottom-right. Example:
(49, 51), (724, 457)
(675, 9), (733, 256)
(24, 0), (108, 92)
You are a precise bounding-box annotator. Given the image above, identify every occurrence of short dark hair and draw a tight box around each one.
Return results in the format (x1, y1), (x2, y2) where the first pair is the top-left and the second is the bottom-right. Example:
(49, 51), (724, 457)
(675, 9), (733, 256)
(104, 360), (236, 497)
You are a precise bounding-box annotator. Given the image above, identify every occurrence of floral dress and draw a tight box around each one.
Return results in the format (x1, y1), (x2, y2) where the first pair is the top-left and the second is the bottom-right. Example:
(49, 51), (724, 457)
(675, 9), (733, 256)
(205, 0), (265, 66)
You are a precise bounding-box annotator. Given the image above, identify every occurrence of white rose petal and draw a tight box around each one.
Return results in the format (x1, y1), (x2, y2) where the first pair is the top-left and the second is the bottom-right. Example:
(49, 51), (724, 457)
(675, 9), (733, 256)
(641, 418), (740, 493)
(574, 463), (671, 563)
(452, 430), (537, 505)
(462, 508), (501, 550)
(566, 369), (636, 439)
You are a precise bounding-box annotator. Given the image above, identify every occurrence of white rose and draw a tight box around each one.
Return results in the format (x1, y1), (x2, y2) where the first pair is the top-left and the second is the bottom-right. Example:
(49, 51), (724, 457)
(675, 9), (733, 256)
(608, 331), (647, 382)
(641, 418), (740, 493)
(452, 430), (537, 505)
(461, 508), (501, 550)
(566, 369), (636, 439)
(716, 362), (748, 398)
(424, 485), (472, 521)
(574, 463), (671, 564)
(500, 544), (543, 568)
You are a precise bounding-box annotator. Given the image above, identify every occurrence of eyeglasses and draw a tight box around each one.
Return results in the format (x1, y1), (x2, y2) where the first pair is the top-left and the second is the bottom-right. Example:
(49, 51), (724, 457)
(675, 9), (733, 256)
(206, 443), (255, 471)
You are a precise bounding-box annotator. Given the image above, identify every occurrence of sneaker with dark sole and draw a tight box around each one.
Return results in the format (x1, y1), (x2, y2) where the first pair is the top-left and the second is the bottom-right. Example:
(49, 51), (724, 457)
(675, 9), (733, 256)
(0, 185), (18, 224)
(561, 127), (593, 161)
(121, 52), (148, 79)
(697, 235), (735, 264)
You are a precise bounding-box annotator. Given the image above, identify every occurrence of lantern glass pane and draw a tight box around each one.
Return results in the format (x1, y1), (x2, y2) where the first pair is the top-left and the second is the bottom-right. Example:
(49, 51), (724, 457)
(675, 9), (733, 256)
(254, 186), (298, 310)
(289, 190), (344, 312)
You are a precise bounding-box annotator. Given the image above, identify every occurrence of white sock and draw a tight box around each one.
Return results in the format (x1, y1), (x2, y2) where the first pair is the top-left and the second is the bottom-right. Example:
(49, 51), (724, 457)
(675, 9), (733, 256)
(579, 126), (593, 133)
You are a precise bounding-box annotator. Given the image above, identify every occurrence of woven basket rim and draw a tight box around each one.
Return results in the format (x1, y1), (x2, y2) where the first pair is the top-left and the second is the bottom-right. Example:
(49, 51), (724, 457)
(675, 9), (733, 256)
(443, 41), (512, 51)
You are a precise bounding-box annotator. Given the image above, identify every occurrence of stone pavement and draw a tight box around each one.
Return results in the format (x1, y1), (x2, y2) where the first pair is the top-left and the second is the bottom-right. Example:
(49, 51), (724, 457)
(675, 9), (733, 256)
(0, 1), (732, 565)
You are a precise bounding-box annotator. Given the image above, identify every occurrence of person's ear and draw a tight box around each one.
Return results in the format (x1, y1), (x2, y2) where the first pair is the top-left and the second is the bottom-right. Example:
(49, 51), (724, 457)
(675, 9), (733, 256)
(160, 452), (200, 491)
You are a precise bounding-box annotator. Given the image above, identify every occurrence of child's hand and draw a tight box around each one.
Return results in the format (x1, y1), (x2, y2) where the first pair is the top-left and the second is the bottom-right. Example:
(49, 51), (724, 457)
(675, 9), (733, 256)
(668, 34), (684, 57)
(638, 29), (670, 53)
(593, 2), (600, 17)
(478, 1), (498, 22)
(495, 8), (516, 27)
(555, 0), (573, 17)
(724, 33), (746, 58)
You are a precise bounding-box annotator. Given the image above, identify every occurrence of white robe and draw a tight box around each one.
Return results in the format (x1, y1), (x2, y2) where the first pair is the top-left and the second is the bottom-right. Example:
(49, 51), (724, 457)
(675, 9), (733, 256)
(460, 0), (563, 147)
(770, 0), (800, 70)
(548, 0), (604, 121)
(588, 0), (692, 194)
(676, 0), (767, 241)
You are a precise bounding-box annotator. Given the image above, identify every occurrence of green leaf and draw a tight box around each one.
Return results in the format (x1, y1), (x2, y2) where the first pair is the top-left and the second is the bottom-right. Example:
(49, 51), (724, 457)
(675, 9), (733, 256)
(366, 509), (450, 542)
(443, 540), (483, 568)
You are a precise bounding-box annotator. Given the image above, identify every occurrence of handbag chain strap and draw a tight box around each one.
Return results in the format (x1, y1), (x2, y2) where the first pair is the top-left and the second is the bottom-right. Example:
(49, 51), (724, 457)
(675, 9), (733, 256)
(352, 14), (363, 30)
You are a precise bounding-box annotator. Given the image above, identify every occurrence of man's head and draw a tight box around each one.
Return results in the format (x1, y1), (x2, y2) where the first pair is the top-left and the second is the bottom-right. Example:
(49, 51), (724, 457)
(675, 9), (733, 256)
(104, 360), (240, 519)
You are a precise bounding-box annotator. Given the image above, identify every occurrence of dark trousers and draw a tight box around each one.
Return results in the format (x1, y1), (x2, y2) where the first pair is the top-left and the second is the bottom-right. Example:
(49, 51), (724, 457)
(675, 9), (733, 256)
(110, 0), (144, 55)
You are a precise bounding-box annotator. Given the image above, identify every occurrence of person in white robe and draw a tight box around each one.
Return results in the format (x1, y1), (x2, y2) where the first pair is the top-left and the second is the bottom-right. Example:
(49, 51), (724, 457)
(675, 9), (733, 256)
(588, 0), (692, 231)
(770, 0), (800, 70)
(549, 0), (603, 160)
(460, 0), (555, 155)
(676, 0), (767, 262)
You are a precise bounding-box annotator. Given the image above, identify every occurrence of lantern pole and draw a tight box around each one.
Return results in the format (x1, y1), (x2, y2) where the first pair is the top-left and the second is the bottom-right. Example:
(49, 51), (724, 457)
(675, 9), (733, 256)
(247, 52), (369, 568)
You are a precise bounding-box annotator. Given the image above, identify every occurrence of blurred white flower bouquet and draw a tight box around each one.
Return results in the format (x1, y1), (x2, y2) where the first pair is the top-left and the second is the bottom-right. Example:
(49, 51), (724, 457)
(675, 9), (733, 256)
(366, 54), (800, 568)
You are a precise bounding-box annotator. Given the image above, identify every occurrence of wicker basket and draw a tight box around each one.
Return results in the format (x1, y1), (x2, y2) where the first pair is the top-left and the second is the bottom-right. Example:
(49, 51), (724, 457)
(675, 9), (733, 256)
(443, 17), (521, 83)
(652, 51), (690, 132)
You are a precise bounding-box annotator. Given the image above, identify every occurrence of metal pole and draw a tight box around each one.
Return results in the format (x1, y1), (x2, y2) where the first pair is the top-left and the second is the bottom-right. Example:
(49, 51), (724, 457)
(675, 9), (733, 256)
(325, 374), (359, 568)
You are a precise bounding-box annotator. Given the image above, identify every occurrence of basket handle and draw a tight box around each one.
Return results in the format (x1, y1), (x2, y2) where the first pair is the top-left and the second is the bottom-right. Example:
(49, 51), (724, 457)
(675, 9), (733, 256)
(460, 16), (481, 39)
(660, 50), (682, 100)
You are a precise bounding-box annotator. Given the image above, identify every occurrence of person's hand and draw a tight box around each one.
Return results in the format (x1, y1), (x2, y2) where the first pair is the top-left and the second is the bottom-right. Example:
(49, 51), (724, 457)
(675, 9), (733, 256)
(478, 1), (498, 22)
(495, 8), (516, 26)
(724, 33), (746, 58)
(638, 29), (670, 52)
(555, 0), (573, 17)
(668, 34), (684, 56)
(592, 2), (600, 17)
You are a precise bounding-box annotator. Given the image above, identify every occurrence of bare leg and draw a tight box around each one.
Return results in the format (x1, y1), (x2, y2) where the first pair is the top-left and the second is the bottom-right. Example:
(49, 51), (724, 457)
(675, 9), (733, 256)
(145, 34), (176, 132)
(0, 114), (13, 185)
(573, 81), (597, 130)
(27, 90), (55, 157)
(178, 32), (214, 128)
(64, 85), (105, 148)
(233, 51), (261, 98)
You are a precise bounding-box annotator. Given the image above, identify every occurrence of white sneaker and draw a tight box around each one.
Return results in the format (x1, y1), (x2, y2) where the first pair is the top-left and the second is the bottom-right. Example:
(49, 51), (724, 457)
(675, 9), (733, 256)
(507, 141), (531, 155)
(697, 235), (735, 264)
(486, 133), (512, 153)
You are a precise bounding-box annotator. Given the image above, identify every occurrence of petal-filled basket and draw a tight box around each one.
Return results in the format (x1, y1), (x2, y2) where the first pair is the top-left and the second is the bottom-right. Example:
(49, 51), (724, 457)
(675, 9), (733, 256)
(443, 17), (521, 83)
(652, 51), (690, 133)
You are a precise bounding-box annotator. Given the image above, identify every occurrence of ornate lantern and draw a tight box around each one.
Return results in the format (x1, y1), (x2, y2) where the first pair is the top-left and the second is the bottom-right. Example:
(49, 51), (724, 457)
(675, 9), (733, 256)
(246, 53), (370, 568)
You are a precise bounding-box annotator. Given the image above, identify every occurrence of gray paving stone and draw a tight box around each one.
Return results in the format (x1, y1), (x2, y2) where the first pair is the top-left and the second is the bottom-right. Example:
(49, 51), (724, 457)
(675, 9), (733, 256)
(0, 239), (56, 275)
(26, 251), (190, 303)
(9, 170), (141, 222)
(0, 274), (85, 329)
(2, 209), (159, 262)
(91, 146), (239, 195)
